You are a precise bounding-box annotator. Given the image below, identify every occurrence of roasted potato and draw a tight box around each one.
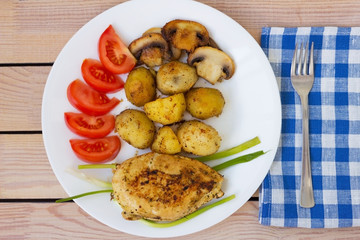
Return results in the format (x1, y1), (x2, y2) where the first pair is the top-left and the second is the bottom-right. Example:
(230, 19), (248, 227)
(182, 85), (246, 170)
(124, 67), (156, 107)
(156, 61), (198, 95)
(144, 93), (186, 125)
(185, 87), (225, 119)
(151, 126), (182, 154)
(115, 109), (155, 149)
(177, 120), (221, 156)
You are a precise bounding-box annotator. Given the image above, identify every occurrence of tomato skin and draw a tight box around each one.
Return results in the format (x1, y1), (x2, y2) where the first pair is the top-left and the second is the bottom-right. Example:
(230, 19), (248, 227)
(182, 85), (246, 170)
(64, 112), (115, 139)
(67, 79), (120, 116)
(98, 25), (136, 74)
(70, 136), (121, 163)
(81, 58), (124, 93)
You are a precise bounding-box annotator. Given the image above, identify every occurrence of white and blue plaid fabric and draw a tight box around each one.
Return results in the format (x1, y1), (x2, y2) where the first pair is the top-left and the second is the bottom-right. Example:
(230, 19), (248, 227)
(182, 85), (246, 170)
(259, 27), (360, 228)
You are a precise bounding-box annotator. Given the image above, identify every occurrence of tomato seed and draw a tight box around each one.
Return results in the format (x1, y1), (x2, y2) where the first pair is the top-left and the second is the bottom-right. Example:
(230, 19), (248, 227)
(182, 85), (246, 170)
(106, 40), (126, 65)
(81, 141), (107, 153)
(75, 117), (105, 129)
(90, 66), (115, 83)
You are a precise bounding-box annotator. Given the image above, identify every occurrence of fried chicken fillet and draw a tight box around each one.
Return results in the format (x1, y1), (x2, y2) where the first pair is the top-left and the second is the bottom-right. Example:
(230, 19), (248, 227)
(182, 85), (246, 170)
(112, 152), (224, 221)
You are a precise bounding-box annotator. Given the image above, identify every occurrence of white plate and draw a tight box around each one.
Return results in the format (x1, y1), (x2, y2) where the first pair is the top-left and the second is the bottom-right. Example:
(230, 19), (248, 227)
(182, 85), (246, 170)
(42, 0), (281, 238)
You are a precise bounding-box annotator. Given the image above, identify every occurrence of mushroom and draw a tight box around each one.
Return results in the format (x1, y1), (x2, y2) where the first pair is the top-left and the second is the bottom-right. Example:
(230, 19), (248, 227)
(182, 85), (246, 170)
(162, 19), (210, 53)
(209, 37), (220, 50)
(142, 27), (182, 60)
(142, 27), (162, 36)
(128, 33), (170, 67)
(187, 46), (235, 84)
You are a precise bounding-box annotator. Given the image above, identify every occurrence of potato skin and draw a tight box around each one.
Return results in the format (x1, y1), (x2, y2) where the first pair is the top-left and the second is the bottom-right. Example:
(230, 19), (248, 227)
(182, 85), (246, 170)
(115, 109), (155, 149)
(177, 120), (221, 156)
(151, 126), (182, 154)
(124, 67), (156, 107)
(185, 87), (225, 120)
(156, 61), (198, 95)
(144, 93), (186, 125)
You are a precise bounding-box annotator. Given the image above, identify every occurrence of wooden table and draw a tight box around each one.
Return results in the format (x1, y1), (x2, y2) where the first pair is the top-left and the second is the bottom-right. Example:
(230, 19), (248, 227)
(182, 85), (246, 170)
(1, 0), (360, 239)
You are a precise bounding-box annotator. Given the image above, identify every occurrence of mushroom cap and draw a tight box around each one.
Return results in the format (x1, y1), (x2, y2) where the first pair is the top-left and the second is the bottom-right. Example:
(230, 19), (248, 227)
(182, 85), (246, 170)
(142, 27), (182, 60)
(187, 46), (235, 84)
(162, 19), (209, 53)
(128, 33), (170, 67)
(142, 27), (162, 36)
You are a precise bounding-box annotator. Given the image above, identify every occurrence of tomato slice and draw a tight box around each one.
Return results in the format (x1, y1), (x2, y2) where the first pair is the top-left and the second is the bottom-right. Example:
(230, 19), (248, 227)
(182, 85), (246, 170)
(70, 136), (121, 163)
(64, 112), (115, 139)
(67, 79), (120, 116)
(81, 58), (124, 93)
(98, 25), (136, 74)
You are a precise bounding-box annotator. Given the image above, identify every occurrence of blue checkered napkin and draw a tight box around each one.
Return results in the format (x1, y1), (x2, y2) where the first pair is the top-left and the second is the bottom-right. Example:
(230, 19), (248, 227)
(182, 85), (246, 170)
(259, 27), (360, 228)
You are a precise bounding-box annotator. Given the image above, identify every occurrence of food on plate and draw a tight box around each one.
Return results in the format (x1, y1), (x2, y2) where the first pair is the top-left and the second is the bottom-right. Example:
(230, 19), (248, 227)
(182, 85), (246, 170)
(162, 19), (209, 52)
(60, 138), (266, 225)
(144, 93), (186, 125)
(143, 27), (182, 60)
(151, 126), (182, 154)
(64, 112), (115, 138)
(188, 46), (235, 84)
(124, 67), (156, 107)
(129, 33), (170, 67)
(115, 109), (155, 149)
(67, 79), (120, 116)
(81, 58), (124, 93)
(98, 25), (136, 74)
(69, 136), (121, 163)
(209, 37), (220, 50)
(196, 136), (262, 162)
(62, 19), (241, 223)
(112, 152), (224, 221)
(142, 27), (162, 36)
(177, 120), (221, 156)
(185, 87), (225, 120)
(156, 61), (198, 95)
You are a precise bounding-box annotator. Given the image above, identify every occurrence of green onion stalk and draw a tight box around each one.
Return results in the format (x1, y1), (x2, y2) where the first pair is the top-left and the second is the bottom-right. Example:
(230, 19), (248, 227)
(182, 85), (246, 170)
(196, 136), (261, 162)
(139, 194), (236, 228)
(76, 150), (265, 172)
(55, 189), (113, 203)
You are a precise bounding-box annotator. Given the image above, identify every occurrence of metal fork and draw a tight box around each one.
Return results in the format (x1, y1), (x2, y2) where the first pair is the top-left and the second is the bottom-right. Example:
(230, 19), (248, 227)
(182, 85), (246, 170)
(290, 42), (315, 208)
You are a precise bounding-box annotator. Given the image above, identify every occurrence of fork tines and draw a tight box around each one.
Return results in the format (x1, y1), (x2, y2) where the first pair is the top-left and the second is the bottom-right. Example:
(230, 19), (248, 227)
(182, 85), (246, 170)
(291, 42), (314, 76)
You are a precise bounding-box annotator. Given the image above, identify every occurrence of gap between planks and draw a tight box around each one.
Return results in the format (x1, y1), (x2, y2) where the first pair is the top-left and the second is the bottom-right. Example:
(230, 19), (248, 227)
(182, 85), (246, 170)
(1, 201), (359, 240)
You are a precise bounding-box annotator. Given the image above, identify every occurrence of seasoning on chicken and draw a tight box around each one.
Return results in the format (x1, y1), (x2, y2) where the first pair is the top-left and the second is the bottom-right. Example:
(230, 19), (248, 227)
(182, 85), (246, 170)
(112, 152), (224, 221)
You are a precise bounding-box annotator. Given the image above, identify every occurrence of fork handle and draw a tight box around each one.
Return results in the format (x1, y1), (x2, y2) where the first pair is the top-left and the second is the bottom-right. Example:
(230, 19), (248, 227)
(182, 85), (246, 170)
(300, 95), (315, 208)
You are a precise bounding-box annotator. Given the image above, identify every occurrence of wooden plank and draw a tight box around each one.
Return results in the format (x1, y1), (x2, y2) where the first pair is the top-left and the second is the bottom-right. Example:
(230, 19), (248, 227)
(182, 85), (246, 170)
(0, 201), (359, 239)
(0, 133), (259, 199)
(207, 0), (360, 41)
(0, 66), (50, 131)
(2, 0), (360, 63)
(0, 0), (122, 63)
(0, 134), (67, 199)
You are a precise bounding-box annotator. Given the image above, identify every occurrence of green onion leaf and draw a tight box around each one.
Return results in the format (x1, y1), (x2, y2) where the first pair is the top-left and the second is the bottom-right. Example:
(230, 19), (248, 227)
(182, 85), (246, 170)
(78, 163), (116, 169)
(211, 150), (265, 171)
(196, 136), (261, 162)
(55, 189), (113, 203)
(139, 194), (235, 228)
